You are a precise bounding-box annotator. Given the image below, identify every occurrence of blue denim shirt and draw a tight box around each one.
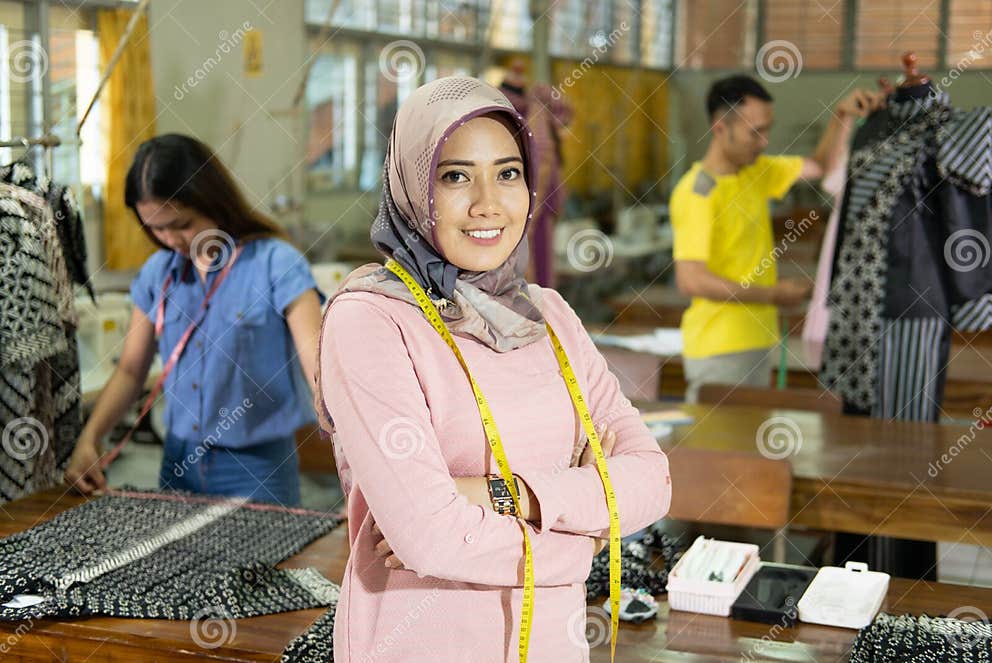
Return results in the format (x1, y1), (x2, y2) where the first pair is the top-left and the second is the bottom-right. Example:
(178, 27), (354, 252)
(130, 238), (324, 447)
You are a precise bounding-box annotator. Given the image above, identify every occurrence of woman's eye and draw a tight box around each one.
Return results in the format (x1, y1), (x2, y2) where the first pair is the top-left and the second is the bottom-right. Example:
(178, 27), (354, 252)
(440, 171), (468, 184)
(499, 167), (521, 181)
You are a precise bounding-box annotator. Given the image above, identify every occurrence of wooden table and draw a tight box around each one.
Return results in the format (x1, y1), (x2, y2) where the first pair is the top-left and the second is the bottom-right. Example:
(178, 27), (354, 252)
(2, 487), (991, 661)
(659, 403), (992, 548)
(595, 578), (992, 662)
(0, 489), (343, 662)
(606, 286), (992, 418)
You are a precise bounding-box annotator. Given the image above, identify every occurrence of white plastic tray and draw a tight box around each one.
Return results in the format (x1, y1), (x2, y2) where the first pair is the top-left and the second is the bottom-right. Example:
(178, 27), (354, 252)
(797, 561), (889, 629)
(666, 536), (761, 616)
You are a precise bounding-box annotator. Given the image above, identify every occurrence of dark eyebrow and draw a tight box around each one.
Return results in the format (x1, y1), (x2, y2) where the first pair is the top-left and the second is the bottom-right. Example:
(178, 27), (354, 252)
(437, 156), (522, 168)
(144, 216), (185, 231)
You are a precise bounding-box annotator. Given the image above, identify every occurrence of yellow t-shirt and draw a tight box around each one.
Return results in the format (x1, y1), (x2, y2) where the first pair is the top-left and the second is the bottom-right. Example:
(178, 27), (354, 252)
(670, 155), (804, 359)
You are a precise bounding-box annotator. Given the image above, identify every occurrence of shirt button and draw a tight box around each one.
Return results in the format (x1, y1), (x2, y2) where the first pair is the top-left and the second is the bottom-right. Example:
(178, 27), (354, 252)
(192, 424), (199, 432)
(195, 341), (203, 349)
(464, 533), (475, 544)
(192, 383), (198, 390)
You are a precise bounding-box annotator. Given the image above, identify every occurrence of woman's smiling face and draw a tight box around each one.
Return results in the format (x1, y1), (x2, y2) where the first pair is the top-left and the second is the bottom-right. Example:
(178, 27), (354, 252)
(431, 114), (530, 272)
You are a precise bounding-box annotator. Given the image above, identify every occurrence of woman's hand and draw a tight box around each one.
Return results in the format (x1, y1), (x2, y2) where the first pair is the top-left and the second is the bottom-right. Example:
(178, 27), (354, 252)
(593, 537), (607, 556)
(371, 520), (407, 570)
(579, 426), (617, 468)
(64, 437), (107, 495)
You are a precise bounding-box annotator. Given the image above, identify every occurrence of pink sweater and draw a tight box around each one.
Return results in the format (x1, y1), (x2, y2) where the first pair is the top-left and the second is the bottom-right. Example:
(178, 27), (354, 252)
(320, 287), (672, 662)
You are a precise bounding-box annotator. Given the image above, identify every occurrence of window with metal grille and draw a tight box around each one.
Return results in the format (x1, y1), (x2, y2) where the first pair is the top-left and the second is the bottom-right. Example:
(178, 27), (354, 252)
(676, 0), (756, 70)
(856, 0), (941, 69)
(946, 0), (992, 70)
(762, 0), (846, 70)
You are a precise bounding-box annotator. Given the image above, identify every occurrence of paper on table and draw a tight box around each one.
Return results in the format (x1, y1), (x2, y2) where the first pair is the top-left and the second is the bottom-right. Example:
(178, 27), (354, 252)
(642, 410), (695, 426)
(3, 594), (47, 609)
(592, 328), (683, 356)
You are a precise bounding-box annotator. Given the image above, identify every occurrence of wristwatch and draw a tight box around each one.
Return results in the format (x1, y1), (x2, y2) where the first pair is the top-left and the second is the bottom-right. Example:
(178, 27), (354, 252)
(487, 474), (520, 516)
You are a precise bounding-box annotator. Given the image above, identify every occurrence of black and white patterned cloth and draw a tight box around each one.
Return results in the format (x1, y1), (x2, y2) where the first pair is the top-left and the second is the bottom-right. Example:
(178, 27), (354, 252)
(0, 490), (342, 622)
(821, 88), (992, 421)
(1, 172), (83, 502)
(850, 613), (992, 662)
(585, 525), (684, 600)
(281, 604), (338, 663)
(0, 161), (93, 300)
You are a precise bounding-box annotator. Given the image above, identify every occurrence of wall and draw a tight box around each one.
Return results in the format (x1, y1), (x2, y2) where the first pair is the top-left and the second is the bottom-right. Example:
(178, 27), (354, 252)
(147, 0), (378, 261)
(148, 0), (318, 243)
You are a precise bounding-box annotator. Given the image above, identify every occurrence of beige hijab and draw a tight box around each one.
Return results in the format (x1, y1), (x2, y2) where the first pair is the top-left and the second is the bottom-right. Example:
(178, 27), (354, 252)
(331, 76), (547, 353)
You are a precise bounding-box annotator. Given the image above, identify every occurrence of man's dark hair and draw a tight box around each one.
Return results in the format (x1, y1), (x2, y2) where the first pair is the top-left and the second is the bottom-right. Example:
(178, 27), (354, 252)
(706, 75), (773, 121)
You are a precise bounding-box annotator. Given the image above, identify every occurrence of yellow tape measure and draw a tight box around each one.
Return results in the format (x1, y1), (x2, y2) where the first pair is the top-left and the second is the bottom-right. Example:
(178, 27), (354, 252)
(386, 260), (622, 662)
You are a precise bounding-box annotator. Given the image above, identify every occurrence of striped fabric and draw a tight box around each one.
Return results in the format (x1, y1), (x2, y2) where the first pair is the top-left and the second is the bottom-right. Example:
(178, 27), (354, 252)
(938, 106), (992, 196)
(951, 293), (992, 332)
(874, 318), (946, 421)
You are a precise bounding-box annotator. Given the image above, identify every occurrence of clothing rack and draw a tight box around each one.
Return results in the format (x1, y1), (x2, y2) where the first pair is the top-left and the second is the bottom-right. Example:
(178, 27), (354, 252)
(0, 134), (62, 176)
(0, 134), (61, 149)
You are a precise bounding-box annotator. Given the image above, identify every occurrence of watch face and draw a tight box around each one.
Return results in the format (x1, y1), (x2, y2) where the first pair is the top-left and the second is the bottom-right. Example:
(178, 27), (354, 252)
(490, 478), (512, 499)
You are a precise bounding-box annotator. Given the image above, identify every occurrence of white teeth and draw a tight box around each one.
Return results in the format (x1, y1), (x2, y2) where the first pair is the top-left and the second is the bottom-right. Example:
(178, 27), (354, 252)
(464, 228), (502, 239)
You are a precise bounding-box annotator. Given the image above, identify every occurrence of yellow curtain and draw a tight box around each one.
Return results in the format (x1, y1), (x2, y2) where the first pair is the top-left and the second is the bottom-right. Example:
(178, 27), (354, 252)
(551, 62), (669, 198)
(98, 8), (157, 270)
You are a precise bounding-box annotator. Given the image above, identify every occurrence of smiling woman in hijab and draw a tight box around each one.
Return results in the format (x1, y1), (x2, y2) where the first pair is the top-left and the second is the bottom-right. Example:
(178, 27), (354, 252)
(317, 77), (671, 662)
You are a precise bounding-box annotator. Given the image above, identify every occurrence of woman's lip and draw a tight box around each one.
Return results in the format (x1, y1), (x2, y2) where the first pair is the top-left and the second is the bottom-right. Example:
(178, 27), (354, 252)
(461, 228), (505, 245)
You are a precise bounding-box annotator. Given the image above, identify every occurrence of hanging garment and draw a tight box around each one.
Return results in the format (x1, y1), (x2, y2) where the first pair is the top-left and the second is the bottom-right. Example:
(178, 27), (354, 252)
(0, 490), (342, 622)
(820, 89), (992, 421)
(0, 161), (94, 300)
(0, 181), (82, 502)
(801, 151), (849, 369)
(849, 612), (992, 662)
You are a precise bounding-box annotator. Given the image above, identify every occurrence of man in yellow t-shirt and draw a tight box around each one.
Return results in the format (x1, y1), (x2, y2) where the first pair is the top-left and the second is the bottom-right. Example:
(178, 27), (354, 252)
(671, 75), (886, 402)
